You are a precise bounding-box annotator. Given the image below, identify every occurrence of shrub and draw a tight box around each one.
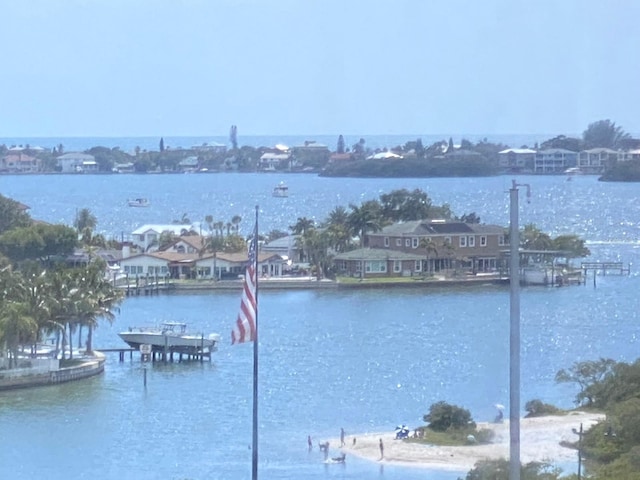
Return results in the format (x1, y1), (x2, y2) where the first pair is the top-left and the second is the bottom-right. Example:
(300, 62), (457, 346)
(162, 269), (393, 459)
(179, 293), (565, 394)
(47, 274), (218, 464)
(524, 399), (563, 418)
(424, 401), (476, 432)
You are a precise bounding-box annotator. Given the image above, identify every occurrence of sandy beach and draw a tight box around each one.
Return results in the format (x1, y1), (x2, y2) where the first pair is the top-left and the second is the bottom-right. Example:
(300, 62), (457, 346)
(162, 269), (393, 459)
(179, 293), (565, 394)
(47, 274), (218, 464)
(328, 412), (605, 472)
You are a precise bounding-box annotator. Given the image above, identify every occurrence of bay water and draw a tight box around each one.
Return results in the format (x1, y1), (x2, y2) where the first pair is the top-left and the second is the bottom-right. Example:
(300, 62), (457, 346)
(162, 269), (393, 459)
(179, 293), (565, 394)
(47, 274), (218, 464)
(1, 171), (639, 479)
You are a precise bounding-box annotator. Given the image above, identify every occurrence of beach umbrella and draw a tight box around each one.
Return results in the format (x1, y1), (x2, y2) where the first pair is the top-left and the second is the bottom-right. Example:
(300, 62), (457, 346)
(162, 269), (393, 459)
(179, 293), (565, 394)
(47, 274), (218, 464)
(395, 424), (410, 435)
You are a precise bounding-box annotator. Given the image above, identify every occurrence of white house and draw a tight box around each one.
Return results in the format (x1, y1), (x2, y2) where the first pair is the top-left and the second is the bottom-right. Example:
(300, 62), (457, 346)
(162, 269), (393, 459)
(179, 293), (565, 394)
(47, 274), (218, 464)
(119, 250), (285, 280)
(498, 148), (536, 172)
(57, 152), (97, 173)
(130, 224), (200, 252)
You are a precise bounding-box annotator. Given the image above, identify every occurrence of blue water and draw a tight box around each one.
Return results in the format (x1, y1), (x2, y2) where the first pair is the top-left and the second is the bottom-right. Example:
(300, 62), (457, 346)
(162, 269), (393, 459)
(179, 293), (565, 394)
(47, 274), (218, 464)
(1, 173), (639, 479)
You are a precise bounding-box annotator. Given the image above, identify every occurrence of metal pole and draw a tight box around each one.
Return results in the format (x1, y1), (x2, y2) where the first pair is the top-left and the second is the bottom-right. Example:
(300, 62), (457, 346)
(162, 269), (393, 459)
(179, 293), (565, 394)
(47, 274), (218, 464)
(509, 180), (521, 480)
(577, 423), (583, 480)
(252, 205), (260, 480)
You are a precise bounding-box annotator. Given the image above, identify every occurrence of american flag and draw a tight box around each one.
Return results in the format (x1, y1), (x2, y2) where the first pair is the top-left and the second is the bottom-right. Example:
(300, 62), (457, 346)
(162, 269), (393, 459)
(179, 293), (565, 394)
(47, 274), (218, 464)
(231, 221), (258, 344)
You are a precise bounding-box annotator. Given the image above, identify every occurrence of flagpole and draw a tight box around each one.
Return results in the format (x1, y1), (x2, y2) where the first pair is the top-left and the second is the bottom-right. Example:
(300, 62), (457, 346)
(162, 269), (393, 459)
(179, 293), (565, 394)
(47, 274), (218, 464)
(252, 205), (259, 480)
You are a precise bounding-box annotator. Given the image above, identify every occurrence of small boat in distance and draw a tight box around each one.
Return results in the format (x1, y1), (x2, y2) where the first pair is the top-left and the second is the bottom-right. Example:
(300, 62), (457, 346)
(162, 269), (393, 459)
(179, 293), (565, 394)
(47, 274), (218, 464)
(272, 182), (288, 198)
(564, 167), (582, 175)
(118, 322), (220, 353)
(128, 198), (150, 207)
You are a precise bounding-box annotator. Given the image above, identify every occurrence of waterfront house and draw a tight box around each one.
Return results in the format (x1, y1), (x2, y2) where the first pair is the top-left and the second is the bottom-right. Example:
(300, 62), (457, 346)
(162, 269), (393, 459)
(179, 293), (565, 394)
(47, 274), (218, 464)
(1, 153), (40, 173)
(291, 141), (331, 170)
(534, 148), (578, 174)
(130, 224), (199, 252)
(367, 219), (507, 274)
(57, 152), (97, 173)
(178, 156), (199, 172)
(498, 148), (536, 173)
(119, 250), (285, 280)
(333, 248), (424, 278)
(259, 152), (291, 171)
(577, 148), (624, 174)
(261, 235), (304, 264)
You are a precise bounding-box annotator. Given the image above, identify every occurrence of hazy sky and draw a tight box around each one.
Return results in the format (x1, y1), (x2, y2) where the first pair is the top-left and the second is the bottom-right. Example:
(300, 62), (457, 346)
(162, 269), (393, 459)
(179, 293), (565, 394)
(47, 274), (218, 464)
(1, 0), (639, 137)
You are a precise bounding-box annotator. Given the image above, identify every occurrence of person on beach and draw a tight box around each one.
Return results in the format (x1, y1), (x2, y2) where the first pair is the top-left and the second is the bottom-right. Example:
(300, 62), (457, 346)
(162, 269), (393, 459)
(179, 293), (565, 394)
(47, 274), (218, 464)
(340, 428), (345, 447)
(379, 438), (384, 460)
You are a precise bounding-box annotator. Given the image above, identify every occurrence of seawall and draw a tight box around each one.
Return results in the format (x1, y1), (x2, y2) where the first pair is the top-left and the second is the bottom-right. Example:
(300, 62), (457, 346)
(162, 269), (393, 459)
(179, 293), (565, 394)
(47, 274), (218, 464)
(0, 352), (105, 391)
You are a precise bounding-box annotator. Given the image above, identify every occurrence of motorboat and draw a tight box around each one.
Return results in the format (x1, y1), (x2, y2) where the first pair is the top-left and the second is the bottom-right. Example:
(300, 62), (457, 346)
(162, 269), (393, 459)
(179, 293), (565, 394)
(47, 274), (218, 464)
(118, 322), (220, 353)
(128, 197), (150, 207)
(272, 182), (288, 198)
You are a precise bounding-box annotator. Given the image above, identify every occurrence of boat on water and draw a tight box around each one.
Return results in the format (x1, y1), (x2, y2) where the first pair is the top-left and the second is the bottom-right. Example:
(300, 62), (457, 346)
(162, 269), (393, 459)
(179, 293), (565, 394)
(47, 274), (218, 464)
(127, 197), (150, 207)
(272, 182), (288, 198)
(118, 322), (220, 353)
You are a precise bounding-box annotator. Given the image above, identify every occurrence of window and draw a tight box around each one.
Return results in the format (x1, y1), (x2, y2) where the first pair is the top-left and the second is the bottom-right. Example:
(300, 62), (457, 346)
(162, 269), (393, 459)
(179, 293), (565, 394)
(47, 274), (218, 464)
(468, 236), (475, 247)
(444, 236), (451, 245)
(412, 237), (419, 248)
(355, 261), (361, 272)
(384, 237), (389, 247)
(393, 260), (401, 272)
(480, 236), (487, 247)
(396, 238), (402, 247)
(415, 260), (422, 272)
(499, 235), (505, 246)
(405, 238), (410, 247)
(460, 236), (467, 247)
(366, 260), (387, 273)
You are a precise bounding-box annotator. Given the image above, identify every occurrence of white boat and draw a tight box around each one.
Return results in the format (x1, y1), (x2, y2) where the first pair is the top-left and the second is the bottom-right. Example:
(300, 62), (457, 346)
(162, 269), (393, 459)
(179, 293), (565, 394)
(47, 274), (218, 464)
(118, 322), (220, 352)
(272, 182), (289, 197)
(564, 167), (582, 175)
(128, 197), (150, 207)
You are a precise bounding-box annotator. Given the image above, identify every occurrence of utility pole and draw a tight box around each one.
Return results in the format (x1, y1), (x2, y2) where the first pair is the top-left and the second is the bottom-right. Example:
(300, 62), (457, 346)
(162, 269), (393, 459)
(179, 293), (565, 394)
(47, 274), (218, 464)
(509, 180), (530, 480)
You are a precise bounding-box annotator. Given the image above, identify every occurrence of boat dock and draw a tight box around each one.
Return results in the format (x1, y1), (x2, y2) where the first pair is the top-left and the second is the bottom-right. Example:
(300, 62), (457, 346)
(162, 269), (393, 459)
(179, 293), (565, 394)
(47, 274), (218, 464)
(581, 261), (631, 287)
(97, 346), (212, 363)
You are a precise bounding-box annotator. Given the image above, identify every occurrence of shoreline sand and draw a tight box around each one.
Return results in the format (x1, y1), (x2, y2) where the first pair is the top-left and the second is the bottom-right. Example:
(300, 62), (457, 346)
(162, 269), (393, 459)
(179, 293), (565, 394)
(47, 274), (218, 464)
(326, 412), (604, 472)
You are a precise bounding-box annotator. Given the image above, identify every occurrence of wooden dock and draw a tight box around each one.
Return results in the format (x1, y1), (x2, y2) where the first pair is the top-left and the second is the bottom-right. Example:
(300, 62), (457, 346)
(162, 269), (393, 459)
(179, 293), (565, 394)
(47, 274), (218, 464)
(581, 262), (631, 287)
(96, 346), (212, 363)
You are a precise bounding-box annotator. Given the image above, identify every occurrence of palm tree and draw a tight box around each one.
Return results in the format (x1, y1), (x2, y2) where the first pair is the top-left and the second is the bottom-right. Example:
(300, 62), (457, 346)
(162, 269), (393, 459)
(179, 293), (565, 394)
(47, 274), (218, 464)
(347, 201), (383, 280)
(289, 217), (315, 236)
(73, 264), (124, 354)
(420, 238), (438, 275)
(231, 215), (242, 235)
(74, 208), (97, 234)
(0, 301), (38, 368)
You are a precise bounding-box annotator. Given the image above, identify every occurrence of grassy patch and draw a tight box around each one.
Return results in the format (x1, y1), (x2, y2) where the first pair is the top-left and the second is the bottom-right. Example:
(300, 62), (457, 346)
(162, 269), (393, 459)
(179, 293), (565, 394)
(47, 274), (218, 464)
(337, 275), (437, 284)
(406, 427), (495, 446)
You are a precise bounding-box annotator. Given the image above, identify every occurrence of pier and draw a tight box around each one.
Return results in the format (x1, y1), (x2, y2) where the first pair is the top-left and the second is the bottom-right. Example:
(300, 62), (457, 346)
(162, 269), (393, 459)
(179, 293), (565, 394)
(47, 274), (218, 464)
(581, 261), (631, 287)
(96, 346), (212, 363)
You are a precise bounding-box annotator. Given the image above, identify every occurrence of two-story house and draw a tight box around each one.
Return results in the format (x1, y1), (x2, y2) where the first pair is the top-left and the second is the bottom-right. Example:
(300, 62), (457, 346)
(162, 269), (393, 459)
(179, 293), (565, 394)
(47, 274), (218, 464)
(534, 148), (578, 174)
(57, 152), (98, 173)
(577, 148), (624, 174)
(366, 219), (507, 274)
(498, 148), (536, 173)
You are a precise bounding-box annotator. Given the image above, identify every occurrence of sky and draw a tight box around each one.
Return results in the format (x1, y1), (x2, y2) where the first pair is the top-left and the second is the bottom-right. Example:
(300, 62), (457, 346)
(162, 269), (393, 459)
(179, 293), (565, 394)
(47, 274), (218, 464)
(1, 0), (639, 138)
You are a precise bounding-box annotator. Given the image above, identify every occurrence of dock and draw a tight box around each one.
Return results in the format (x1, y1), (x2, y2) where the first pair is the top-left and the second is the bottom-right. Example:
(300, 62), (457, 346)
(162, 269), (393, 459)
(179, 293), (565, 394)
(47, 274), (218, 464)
(96, 346), (212, 363)
(581, 261), (631, 287)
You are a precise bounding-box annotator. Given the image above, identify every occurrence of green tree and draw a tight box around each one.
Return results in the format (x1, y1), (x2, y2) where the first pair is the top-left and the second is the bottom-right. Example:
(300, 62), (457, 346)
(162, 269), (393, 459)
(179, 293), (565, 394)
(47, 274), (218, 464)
(423, 401), (475, 432)
(420, 237), (438, 274)
(0, 224), (77, 264)
(540, 135), (583, 151)
(289, 217), (315, 236)
(379, 188), (431, 222)
(347, 200), (382, 248)
(0, 194), (32, 234)
(555, 358), (617, 406)
(583, 119), (631, 149)
(463, 459), (563, 480)
(552, 234), (590, 261)
(74, 208), (97, 233)
(521, 224), (553, 251)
